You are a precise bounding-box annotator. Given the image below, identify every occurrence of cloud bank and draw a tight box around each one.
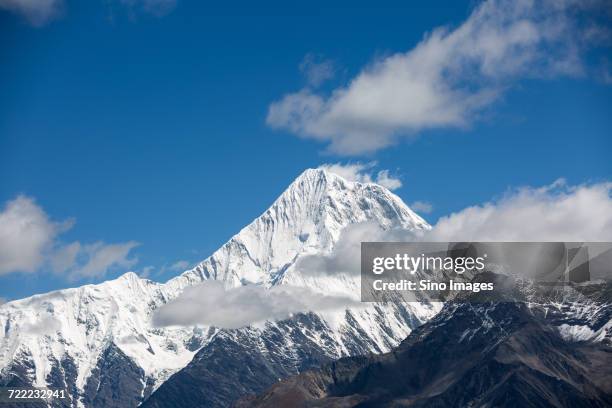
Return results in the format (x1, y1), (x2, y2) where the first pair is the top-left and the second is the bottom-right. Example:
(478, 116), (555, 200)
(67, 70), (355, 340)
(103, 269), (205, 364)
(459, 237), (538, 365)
(318, 162), (402, 190)
(296, 179), (612, 276)
(153, 280), (360, 329)
(427, 179), (612, 242)
(0, 195), (139, 279)
(267, 0), (610, 155)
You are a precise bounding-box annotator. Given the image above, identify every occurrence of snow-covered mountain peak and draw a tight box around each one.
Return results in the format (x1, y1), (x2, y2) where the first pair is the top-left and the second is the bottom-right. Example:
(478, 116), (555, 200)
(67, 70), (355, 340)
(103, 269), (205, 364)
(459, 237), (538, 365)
(172, 168), (429, 290)
(0, 168), (434, 407)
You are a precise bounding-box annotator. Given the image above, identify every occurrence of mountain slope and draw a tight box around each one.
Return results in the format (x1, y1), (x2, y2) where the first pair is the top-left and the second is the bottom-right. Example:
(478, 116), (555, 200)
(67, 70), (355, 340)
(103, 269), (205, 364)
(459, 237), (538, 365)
(238, 278), (612, 408)
(168, 168), (429, 289)
(141, 168), (438, 407)
(0, 168), (435, 408)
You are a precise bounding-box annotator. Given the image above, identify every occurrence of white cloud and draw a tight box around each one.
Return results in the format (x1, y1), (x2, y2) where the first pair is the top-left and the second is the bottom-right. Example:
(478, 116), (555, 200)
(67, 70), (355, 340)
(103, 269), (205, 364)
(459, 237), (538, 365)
(136, 259), (192, 279)
(68, 241), (139, 280)
(375, 170), (403, 190)
(0, 195), (140, 279)
(50, 241), (80, 274)
(296, 221), (391, 276)
(425, 179), (612, 242)
(169, 260), (190, 271)
(411, 201), (433, 214)
(296, 221), (419, 277)
(140, 265), (155, 278)
(0, 196), (71, 274)
(318, 162), (402, 190)
(0, 0), (63, 26)
(267, 0), (610, 155)
(152, 280), (360, 329)
(299, 53), (335, 87)
(297, 179), (612, 276)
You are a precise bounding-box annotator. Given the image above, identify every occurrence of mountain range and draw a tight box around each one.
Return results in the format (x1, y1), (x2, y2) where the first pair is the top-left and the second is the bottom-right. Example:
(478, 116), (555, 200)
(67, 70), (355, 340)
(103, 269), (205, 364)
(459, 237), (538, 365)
(0, 169), (439, 407)
(1, 168), (610, 407)
(237, 275), (612, 407)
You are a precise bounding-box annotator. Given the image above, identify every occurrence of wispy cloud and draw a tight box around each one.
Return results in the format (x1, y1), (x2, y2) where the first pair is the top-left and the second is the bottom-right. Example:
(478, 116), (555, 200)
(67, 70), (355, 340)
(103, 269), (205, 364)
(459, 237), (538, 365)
(0, 195), (139, 280)
(318, 162), (402, 190)
(152, 280), (360, 329)
(296, 221), (394, 277)
(169, 259), (191, 271)
(267, 0), (611, 155)
(138, 259), (192, 279)
(299, 53), (336, 88)
(139, 265), (155, 278)
(118, 0), (176, 17)
(0, 0), (63, 26)
(410, 201), (433, 214)
(66, 241), (140, 280)
(0, 0), (176, 26)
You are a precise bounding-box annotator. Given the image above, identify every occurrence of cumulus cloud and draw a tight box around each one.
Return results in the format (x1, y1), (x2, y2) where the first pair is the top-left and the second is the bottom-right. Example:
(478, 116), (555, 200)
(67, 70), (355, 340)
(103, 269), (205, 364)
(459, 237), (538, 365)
(299, 53), (335, 87)
(318, 162), (402, 190)
(0, 195), (72, 274)
(0, 195), (139, 279)
(425, 179), (612, 242)
(0, 0), (63, 26)
(411, 201), (433, 214)
(267, 0), (611, 155)
(297, 179), (612, 276)
(153, 280), (360, 329)
(296, 221), (414, 277)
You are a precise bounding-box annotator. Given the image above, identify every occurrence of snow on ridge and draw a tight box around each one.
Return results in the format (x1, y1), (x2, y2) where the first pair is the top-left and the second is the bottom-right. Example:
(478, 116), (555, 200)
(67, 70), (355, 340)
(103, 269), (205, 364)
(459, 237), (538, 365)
(170, 167), (429, 291)
(0, 168), (432, 403)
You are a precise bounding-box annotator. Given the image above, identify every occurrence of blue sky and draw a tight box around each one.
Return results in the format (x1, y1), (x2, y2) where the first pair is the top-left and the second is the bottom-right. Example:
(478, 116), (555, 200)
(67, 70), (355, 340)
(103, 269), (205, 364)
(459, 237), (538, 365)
(0, 0), (611, 300)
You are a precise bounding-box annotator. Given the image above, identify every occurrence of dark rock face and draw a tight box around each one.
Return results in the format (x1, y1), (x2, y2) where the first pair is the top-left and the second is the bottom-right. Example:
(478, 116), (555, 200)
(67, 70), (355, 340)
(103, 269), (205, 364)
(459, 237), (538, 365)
(82, 343), (145, 408)
(2, 278), (609, 408)
(141, 308), (423, 408)
(0, 351), (48, 408)
(141, 313), (341, 408)
(238, 283), (612, 408)
(0, 343), (146, 408)
(46, 354), (79, 408)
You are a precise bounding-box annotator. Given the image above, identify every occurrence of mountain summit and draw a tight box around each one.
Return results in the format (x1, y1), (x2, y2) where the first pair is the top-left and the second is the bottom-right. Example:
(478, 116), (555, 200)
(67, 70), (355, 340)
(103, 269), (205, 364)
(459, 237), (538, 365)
(170, 168), (428, 289)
